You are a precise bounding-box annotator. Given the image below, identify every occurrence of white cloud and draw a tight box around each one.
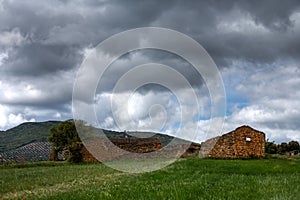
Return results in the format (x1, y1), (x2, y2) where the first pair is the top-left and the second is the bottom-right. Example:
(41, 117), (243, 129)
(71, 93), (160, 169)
(216, 9), (269, 34)
(8, 113), (35, 126)
(0, 104), (35, 130)
(0, 105), (8, 128)
(0, 52), (8, 66)
(101, 116), (114, 128)
(0, 68), (74, 131)
(0, 28), (26, 47)
(87, 85), (213, 143)
(53, 112), (61, 118)
(0, 70), (74, 106)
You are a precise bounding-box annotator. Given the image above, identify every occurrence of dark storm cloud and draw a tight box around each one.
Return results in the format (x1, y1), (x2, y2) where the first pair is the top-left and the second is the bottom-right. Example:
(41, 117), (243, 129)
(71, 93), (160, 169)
(96, 49), (206, 94)
(237, 0), (300, 31)
(1, 0), (300, 78)
(150, 0), (300, 66)
(0, 0), (172, 78)
(3, 43), (81, 76)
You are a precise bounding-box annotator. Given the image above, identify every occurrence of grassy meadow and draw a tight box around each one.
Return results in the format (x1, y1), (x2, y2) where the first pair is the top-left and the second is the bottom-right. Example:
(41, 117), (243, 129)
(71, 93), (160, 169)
(1, 157), (300, 200)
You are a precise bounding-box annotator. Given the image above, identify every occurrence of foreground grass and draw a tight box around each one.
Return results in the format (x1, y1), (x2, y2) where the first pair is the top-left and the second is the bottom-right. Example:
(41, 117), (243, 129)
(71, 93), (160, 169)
(1, 158), (300, 199)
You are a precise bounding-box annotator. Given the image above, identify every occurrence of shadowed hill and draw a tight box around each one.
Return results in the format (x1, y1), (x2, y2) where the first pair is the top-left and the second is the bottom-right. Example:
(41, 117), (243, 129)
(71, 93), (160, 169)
(0, 121), (61, 152)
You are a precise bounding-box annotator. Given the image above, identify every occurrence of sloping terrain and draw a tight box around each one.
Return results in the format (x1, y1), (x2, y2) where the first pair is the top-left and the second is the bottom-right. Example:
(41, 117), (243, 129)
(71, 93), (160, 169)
(0, 121), (176, 153)
(0, 142), (52, 164)
(0, 121), (61, 152)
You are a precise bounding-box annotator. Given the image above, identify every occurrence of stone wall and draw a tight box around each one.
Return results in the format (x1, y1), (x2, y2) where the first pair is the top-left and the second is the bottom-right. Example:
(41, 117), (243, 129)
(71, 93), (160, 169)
(181, 143), (201, 157)
(82, 138), (201, 162)
(110, 138), (163, 153)
(81, 137), (163, 162)
(200, 126), (265, 158)
(81, 145), (98, 162)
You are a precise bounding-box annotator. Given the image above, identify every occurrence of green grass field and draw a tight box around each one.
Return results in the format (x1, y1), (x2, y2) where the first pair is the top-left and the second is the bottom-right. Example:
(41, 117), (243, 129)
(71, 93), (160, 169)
(1, 157), (300, 200)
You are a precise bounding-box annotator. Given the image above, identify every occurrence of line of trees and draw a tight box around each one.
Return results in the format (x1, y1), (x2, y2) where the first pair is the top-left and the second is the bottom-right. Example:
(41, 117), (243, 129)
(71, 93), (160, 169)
(265, 140), (300, 155)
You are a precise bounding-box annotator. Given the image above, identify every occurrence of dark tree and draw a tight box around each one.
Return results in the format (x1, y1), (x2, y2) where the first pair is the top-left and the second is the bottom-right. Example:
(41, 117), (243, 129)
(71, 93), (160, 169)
(265, 140), (277, 154)
(287, 141), (300, 152)
(278, 142), (288, 155)
(49, 121), (83, 163)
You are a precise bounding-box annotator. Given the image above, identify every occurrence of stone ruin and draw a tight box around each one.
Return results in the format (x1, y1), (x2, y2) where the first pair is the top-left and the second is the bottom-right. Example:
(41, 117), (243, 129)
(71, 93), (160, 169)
(200, 125), (265, 158)
(81, 137), (163, 162)
(81, 137), (201, 162)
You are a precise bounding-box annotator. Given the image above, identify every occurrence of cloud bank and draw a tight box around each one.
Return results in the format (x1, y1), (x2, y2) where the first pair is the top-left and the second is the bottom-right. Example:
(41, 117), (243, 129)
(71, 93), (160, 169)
(0, 0), (300, 143)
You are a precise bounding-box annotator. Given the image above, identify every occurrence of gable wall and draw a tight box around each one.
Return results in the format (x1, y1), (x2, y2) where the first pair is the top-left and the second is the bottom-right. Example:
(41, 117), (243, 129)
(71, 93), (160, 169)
(206, 126), (265, 158)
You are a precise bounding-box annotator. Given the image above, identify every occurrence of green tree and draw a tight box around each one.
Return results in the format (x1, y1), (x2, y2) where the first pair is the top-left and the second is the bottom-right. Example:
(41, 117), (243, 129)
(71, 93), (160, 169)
(265, 139), (277, 154)
(287, 141), (300, 152)
(48, 121), (83, 163)
(277, 142), (288, 155)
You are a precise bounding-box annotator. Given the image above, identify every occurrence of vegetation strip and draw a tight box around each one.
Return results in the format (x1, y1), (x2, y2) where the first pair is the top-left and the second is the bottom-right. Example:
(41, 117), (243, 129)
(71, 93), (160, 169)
(1, 158), (300, 199)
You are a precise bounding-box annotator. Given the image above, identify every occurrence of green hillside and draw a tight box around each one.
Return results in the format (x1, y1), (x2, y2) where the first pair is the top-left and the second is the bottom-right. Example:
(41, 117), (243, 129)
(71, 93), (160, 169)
(0, 121), (61, 152)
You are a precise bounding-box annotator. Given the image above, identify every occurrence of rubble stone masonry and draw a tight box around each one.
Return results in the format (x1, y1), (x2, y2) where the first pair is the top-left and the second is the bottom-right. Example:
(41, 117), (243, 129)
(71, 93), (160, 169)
(200, 126), (265, 158)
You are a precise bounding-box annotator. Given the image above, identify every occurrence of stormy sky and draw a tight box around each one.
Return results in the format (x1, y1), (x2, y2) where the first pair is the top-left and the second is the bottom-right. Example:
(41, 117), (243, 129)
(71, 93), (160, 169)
(0, 0), (300, 143)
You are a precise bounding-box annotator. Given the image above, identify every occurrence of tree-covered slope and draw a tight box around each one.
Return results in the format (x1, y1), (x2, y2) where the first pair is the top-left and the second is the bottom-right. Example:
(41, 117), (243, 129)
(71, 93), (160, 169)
(0, 121), (61, 152)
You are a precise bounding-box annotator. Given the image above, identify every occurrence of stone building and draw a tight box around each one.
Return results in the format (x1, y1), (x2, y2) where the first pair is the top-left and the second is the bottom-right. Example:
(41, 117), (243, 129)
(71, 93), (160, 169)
(200, 126), (265, 158)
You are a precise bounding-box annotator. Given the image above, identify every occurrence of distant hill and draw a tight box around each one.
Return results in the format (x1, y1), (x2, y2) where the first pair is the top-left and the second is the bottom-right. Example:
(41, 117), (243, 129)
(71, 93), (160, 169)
(0, 121), (61, 152)
(0, 120), (176, 153)
(102, 130), (175, 146)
